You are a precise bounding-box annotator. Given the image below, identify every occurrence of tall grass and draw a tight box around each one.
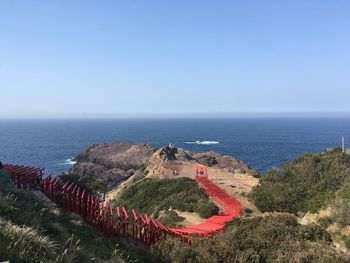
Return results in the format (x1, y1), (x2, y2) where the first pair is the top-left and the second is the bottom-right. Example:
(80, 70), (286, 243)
(0, 217), (58, 262)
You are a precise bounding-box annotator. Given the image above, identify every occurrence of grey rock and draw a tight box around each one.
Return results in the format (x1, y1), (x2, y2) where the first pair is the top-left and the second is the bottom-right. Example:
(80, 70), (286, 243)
(70, 142), (155, 190)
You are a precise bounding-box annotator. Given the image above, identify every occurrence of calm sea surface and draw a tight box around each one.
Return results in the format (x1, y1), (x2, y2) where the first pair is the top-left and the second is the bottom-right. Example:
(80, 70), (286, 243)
(1, 118), (350, 175)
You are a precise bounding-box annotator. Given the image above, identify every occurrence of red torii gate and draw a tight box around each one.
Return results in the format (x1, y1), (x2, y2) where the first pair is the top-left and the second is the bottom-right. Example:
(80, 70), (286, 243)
(2, 162), (242, 248)
(194, 164), (208, 180)
(3, 164), (43, 190)
(61, 181), (71, 210)
(131, 209), (138, 243)
(116, 207), (121, 240)
(171, 164), (243, 237)
(2, 163), (173, 247)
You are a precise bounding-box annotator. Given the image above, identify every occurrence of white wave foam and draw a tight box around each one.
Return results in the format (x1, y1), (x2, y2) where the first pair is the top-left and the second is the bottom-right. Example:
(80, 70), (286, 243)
(59, 158), (76, 165)
(185, 140), (220, 145)
(66, 158), (77, 165)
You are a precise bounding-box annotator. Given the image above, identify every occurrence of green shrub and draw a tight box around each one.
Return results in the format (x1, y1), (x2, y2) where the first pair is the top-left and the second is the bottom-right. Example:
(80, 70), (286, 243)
(151, 215), (347, 263)
(61, 173), (108, 194)
(318, 216), (334, 229)
(0, 205), (20, 220)
(341, 235), (350, 249)
(112, 178), (219, 218)
(250, 148), (350, 214)
(196, 201), (219, 218)
(297, 224), (332, 242)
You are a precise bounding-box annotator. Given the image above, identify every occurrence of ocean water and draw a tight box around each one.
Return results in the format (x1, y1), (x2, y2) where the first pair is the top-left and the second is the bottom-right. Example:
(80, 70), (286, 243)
(1, 118), (350, 175)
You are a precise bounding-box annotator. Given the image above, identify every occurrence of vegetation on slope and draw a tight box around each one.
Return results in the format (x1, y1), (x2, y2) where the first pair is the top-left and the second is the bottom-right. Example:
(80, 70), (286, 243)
(61, 172), (109, 195)
(250, 148), (350, 214)
(151, 215), (348, 263)
(0, 169), (146, 263)
(249, 148), (350, 252)
(112, 177), (219, 221)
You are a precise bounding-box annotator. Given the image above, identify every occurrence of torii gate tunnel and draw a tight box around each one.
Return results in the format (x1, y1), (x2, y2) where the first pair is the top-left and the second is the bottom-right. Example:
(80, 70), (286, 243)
(171, 164), (243, 236)
(2, 163), (189, 247)
(2, 163), (242, 247)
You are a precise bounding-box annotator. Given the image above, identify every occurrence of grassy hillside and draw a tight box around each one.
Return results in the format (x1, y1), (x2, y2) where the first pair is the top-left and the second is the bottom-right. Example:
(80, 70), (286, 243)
(0, 169), (147, 263)
(112, 177), (219, 222)
(151, 215), (348, 263)
(2, 152), (350, 263)
(249, 148), (350, 251)
(250, 148), (350, 214)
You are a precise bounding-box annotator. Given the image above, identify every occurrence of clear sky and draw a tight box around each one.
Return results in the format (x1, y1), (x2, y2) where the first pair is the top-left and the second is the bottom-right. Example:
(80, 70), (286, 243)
(1, 1), (349, 118)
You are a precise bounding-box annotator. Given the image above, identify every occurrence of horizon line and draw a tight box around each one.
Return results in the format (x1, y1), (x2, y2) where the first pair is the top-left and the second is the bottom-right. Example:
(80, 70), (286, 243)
(2, 111), (350, 120)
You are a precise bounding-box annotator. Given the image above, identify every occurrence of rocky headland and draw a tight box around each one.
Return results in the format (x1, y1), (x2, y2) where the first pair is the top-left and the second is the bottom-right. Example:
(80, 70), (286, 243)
(70, 142), (259, 204)
(69, 141), (155, 189)
(147, 143), (258, 178)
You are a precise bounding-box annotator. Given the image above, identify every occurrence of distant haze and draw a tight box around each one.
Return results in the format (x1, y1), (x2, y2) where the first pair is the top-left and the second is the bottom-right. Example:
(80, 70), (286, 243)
(1, 1), (350, 118)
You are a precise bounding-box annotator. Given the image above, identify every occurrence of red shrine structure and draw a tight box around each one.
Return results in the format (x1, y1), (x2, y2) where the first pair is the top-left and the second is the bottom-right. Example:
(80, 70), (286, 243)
(171, 164), (242, 236)
(194, 164), (208, 179)
(1, 162), (243, 247)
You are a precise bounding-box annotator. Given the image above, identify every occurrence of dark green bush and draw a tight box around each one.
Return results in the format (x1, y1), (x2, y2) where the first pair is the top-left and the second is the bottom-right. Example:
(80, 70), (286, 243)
(341, 235), (350, 249)
(297, 224), (332, 242)
(151, 215), (348, 263)
(196, 201), (219, 218)
(318, 216), (334, 229)
(61, 173), (108, 194)
(0, 205), (20, 220)
(113, 178), (219, 218)
(250, 148), (350, 214)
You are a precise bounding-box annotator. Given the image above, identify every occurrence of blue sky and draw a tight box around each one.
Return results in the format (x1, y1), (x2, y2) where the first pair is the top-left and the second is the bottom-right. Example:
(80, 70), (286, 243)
(0, 1), (349, 118)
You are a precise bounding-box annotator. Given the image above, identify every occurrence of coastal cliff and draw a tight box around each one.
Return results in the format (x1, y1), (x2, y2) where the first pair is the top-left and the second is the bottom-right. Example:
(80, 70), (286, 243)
(69, 142), (155, 190)
(148, 143), (258, 178)
(69, 142), (258, 192)
(2, 145), (350, 262)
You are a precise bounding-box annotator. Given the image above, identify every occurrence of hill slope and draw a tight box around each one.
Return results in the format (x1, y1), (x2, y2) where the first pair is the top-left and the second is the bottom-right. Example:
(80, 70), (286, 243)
(151, 215), (348, 262)
(249, 148), (350, 252)
(111, 177), (219, 227)
(250, 148), (350, 214)
(0, 169), (145, 263)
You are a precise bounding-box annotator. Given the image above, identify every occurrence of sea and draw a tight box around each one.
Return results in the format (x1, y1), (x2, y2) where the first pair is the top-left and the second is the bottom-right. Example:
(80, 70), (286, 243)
(1, 118), (350, 175)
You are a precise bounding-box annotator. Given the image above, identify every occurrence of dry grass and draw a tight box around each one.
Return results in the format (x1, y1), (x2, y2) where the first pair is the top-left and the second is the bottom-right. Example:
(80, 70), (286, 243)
(0, 217), (58, 261)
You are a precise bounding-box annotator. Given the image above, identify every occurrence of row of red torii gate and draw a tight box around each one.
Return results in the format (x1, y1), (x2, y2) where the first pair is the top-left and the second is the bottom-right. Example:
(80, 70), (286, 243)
(2, 163), (242, 247)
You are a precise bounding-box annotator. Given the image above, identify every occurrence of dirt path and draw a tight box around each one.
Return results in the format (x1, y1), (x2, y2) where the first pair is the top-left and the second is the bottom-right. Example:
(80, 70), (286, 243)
(175, 210), (206, 226)
(105, 175), (136, 202)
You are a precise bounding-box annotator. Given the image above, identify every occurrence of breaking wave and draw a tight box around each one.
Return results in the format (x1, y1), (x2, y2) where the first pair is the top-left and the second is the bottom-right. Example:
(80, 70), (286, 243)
(59, 158), (76, 165)
(185, 141), (220, 145)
